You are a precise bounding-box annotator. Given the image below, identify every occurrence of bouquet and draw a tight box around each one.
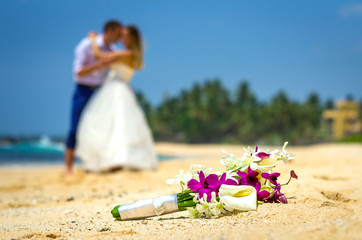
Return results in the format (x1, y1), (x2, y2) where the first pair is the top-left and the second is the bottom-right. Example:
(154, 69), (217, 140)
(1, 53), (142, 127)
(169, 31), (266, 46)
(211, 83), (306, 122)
(111, 142), (297, 220)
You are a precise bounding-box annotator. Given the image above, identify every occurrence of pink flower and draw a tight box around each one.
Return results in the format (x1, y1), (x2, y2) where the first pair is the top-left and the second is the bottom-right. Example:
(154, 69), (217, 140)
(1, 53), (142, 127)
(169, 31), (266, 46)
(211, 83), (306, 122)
(208, 173), (237, 191)
(188, 171), (237, 202)
(237, 166), (260, 187)
(187, 171), (218, 202)
(255, 146), (271, 160)
(255, 182), (270, 201)
(261, 172), (280, 185)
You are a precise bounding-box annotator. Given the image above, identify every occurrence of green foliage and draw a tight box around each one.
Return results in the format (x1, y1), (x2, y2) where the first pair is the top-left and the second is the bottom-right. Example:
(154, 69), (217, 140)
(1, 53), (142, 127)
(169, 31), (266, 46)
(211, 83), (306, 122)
(136, 79), (340, 145)
(337, 134), (362, 143)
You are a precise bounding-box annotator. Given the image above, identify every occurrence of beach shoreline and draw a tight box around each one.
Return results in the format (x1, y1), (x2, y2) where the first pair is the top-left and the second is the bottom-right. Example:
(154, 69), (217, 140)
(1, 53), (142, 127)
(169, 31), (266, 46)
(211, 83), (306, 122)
(0, 142), (361, 240)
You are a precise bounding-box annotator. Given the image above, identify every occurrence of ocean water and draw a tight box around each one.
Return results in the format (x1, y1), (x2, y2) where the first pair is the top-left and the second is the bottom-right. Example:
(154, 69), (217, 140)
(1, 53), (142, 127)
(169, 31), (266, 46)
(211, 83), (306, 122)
(0, 137), (173, 167)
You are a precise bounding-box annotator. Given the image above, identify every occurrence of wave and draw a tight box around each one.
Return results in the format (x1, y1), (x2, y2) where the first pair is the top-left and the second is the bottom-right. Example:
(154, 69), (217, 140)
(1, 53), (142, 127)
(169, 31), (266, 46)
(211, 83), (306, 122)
(0, 135), (176, 166)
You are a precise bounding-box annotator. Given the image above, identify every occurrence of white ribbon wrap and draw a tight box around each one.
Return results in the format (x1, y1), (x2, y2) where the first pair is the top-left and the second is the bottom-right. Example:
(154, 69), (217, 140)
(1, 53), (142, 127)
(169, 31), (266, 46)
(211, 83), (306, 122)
(118, 194), (179, 220)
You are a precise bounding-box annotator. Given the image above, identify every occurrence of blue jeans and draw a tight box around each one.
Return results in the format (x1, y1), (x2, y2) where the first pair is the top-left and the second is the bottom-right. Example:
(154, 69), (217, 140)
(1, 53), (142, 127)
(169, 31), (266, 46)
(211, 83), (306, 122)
(66, 84), (97, 149)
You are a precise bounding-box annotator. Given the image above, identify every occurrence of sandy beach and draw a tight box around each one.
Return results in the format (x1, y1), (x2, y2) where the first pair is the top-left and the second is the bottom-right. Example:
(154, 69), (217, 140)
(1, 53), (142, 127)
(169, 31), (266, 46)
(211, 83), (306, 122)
(0, 142), (361, 240)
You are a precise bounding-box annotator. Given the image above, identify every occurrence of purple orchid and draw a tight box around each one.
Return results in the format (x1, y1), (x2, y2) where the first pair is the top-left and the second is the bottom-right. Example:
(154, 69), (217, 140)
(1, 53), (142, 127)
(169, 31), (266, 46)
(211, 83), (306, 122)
(279, 193), (288, 204)
(237, 166), (260, 187)
(236, 171), (248, 185)
(216, 173), (237, 188)
(261, 172), (280, 185)
(274, 184), (288, 204)
(188, 171), (214, 201)
(188, 171), (238, 202)
(255, 146), (271, 160)
(187, 171), (225, 202)
(255, 182), (271, 201)
(265, 170), (298, 203)
(268, 184), (288, 204)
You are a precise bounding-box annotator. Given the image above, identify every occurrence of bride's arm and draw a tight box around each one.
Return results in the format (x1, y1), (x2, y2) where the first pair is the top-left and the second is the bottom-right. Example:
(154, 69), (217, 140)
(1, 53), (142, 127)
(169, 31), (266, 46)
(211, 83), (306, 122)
(89, 33), (132, 60)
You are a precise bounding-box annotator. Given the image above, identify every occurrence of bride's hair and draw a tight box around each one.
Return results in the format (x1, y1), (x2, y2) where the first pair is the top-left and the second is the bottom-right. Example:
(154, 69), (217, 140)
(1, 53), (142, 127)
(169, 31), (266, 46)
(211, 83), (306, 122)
(127, 25), (143, 70)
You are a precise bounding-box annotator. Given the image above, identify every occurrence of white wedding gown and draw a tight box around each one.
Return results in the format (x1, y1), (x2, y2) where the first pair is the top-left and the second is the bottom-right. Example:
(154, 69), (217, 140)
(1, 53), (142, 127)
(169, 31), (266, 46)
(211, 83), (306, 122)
(76, 63), (158, 172)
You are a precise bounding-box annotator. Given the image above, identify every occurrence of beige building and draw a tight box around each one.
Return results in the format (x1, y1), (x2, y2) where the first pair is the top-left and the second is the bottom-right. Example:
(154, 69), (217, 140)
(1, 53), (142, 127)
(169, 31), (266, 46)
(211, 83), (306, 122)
(323, 100), (361, 140)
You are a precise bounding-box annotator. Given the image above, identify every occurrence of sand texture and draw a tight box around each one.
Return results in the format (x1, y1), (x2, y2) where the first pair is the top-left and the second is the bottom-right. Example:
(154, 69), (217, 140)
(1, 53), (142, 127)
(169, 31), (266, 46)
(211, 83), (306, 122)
(0, 143), (361, 240)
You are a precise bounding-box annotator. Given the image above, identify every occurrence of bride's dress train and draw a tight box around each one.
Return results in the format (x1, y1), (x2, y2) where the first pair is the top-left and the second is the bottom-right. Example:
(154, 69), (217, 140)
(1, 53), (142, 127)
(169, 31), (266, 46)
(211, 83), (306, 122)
(76, 63), (158, 172)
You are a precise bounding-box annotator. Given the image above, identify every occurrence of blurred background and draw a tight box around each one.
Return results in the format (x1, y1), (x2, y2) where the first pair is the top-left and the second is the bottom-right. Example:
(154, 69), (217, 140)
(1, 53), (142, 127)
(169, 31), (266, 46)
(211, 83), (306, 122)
(0, 0), (361, 163)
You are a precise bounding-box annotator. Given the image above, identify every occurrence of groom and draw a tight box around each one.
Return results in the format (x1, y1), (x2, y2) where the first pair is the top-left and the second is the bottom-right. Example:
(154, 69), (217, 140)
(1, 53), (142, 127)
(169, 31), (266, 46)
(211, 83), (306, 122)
(64, 20), (123, 175)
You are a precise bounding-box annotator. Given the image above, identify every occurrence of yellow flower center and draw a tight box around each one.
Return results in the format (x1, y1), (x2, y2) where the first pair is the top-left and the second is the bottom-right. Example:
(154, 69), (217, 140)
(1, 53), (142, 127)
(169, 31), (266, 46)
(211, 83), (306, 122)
(233, 190), (252, 197)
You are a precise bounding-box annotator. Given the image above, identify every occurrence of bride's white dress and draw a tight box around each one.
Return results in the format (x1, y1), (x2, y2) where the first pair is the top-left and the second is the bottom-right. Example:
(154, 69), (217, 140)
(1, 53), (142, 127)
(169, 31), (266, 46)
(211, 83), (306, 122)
(76, 63), (158, 172)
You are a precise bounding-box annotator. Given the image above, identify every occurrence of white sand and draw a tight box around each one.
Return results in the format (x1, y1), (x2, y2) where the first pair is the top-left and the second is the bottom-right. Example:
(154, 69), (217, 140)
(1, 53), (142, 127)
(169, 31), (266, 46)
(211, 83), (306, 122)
(0, 143), (361, 239)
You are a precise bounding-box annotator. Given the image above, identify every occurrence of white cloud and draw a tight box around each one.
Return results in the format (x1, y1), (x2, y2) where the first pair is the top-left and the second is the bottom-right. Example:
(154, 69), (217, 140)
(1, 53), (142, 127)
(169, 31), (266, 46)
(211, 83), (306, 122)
(339, 3), (362, 18)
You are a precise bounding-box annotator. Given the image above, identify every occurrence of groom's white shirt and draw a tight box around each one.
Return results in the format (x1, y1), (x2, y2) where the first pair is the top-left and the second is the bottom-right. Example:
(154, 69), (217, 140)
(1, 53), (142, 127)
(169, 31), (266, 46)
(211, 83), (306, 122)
(73, 35), (114, 86)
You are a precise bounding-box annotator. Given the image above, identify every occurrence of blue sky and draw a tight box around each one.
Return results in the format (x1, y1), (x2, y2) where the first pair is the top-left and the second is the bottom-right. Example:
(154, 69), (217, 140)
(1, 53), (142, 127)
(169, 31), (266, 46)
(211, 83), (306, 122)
(0, 0), (361, 136)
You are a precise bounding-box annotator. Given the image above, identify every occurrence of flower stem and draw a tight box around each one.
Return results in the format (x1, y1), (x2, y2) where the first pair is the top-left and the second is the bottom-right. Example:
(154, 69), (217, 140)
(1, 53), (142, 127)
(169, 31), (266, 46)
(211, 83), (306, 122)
(111, 205), (121, 221)
(281, 176), (292, 186)
(177, 190), (196, 211)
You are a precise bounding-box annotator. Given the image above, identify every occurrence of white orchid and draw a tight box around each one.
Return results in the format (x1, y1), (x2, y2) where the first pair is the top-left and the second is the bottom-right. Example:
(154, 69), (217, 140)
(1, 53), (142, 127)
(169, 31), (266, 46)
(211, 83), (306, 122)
(220, 148), (258, 172)
(220, 149), (242, 170)
(196, 194), (212, 216)
(166, 169), (192, 187)
(187, 206), (201, 218)
(222, 170), (240, 185)
(166, 164), (212, 188)
(273, 142), (296, 164)
(208, 192), (227, 217)
(189, 192), (227, 217)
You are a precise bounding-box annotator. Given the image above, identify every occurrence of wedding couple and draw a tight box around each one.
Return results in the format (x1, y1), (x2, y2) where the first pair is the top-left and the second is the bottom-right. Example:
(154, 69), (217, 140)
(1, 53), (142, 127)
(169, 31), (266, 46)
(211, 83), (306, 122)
(65, 20), (158, 175)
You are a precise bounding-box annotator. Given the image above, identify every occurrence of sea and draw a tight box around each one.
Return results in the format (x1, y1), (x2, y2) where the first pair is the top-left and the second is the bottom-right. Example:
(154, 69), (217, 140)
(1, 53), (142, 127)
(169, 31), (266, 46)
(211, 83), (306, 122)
(0, 136), (173, 167)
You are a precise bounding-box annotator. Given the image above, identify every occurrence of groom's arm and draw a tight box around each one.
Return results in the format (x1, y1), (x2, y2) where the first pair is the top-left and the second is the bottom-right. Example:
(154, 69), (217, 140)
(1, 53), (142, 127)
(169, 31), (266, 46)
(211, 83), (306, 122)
(76, 58), (114, 77)
(73, 41), (115, 77)
(89, 34), (131, 60)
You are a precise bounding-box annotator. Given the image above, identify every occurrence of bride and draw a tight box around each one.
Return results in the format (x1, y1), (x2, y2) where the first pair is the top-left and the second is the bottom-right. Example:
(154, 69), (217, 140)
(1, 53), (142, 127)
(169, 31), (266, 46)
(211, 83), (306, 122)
(76, 25), (158, 172)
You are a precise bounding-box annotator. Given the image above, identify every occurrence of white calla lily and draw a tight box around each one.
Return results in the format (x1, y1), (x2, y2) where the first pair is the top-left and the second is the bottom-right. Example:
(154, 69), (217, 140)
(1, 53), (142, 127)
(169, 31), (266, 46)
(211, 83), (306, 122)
(257, 157), (278, 172)
(219, 184), (257, 211)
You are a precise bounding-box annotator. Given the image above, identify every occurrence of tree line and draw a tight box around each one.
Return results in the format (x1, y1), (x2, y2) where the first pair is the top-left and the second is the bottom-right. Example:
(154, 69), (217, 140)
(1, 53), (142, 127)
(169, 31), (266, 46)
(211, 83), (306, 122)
(136, 79), (357, 145)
